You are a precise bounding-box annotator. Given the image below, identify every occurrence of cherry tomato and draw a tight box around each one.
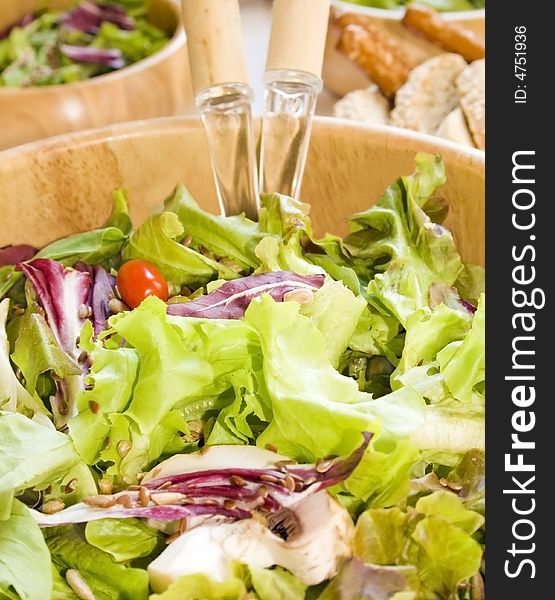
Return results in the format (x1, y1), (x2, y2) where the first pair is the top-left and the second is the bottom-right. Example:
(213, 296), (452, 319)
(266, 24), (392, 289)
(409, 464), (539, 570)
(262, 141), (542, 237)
(116, 259), (169, 309)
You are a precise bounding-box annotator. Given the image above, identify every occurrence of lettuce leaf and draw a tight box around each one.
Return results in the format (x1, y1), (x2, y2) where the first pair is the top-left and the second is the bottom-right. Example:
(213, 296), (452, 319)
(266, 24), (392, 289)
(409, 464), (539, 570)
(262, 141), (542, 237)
(250, 566), (307, 600)
(164, 184), (264, 270)
(85, 518), (163, 563)
(122, 212), (239, 287)
(344, 153), (462, 326)
(0, 412), (95, 520)
(0, 500), (52, 600)
(45, 525), (149, 600)
(353, 491), (483, 598)
(148, 573), (247, 600)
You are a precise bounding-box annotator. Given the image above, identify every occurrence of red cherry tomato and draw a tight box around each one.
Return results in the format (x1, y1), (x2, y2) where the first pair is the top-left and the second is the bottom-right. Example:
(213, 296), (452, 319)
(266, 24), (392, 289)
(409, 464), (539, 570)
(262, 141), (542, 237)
(116, 259), (169, 309)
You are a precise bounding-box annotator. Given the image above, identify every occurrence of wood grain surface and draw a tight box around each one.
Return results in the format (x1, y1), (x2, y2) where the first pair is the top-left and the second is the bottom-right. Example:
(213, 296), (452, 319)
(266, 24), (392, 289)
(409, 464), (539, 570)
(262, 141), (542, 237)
(0, 116), (484, 266)
(0, 0), (194, 150)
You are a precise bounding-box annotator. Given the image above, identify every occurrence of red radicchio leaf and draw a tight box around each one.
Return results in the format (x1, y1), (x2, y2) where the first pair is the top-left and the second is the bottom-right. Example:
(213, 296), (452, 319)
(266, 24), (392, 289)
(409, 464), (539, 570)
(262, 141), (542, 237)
(0, 244), (37, 267)
(34, 433), (371, 527)
(61, 1), (135, 34)
(17, 259), (91, 358)
(60, 44), (125, 69)
(75, 263), (115, 334)
(167, 271), (325, 319)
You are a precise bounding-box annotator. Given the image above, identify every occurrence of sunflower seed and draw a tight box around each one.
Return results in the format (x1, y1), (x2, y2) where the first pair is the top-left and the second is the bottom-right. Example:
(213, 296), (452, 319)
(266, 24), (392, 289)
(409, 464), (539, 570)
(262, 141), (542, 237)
(223, 499), (236, 510)
(283, 475), (296, 492)
(108, 298), (128, 314)
(66, 569), (96, 600)
(260, 474), (280, 484)
(138, 487), (150, 507)
(78, 304), (90, 319)
(41, 500), (65, 514)
(179, 518), (188, 534)
(98, 479), (113, 495)
(283, 289), (314, 305)
(13, 306), (25, 315)
(117, 440), (131, 458)
(230, 475), (247, 487)
(84, 495), (116, 508)
(439, 478), (463, 491)
(257, 486), (269, 498)
(78, 351), (88, 364)
(265, 443), (278, 453)
(165, 532), (181, 545)
(89, 401), (100, 414)
(315, 458), (334, 473)
(64, 479), (77, 494)
(182, 235), (193, 247)
(115, 494), (134, 508)
(151, 492), (185, 506)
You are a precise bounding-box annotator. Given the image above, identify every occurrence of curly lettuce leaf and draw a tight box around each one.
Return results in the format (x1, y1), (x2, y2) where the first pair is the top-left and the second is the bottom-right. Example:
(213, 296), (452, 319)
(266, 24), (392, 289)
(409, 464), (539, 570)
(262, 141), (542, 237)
(164, 184), (264, 270)
(45, 525), (149, 600)
(353, 492), (483, 598)
(345, 153), (462, 326)
(122, 212), (239, 287)
(0, 412), (95, 520)
(0, 500), (52, 600)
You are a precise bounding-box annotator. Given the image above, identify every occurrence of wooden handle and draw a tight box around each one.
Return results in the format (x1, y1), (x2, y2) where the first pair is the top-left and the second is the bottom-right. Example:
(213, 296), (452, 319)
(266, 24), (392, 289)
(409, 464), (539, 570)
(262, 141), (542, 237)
(266, 0), (331, 76)
(181, 0), (248, 94)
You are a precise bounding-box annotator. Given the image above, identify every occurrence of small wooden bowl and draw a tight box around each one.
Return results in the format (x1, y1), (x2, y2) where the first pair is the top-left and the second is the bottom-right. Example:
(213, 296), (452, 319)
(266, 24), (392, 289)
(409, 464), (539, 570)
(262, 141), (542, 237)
(0, 0), (193, 150)
(0, 116), (484, 267)
(324, 0), (485, 97)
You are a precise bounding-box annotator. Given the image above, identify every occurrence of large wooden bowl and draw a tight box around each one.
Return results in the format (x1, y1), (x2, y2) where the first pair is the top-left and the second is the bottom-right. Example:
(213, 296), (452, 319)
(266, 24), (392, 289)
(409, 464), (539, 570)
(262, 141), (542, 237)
(324, 1), (485, 97)
(0, 0), (193, 151)
(0, 116), (484, 266)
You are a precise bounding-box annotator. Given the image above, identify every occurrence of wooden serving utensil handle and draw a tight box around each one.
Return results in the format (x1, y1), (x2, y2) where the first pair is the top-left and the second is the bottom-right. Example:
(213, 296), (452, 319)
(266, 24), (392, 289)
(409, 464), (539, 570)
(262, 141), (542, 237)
(181, 0), (249, 94)
(266, 0), (331, 77)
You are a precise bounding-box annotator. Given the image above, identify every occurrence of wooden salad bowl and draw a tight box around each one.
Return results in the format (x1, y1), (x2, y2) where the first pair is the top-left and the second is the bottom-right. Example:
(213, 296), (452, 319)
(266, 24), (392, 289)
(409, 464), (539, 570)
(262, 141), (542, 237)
(0, 116), (484, 267)
(0, 0), (193, 151)
(324, 0), (485, 97)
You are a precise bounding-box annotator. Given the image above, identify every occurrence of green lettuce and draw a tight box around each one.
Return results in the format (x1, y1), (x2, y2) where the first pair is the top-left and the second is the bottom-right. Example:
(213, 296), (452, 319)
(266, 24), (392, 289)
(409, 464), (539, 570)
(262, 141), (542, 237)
(46, 526), (149, 600)
(344, 153), (462, 326)
(149, 573), (247, 600)
(85, 518), (163, 563)
(250, 566), (307, 600)
(164, 184), (264, 270)
(0, 500), (52, 600)
(353, 491), (483, 598)
(122, 212), (239, 287)
(0, 412), (95, 520)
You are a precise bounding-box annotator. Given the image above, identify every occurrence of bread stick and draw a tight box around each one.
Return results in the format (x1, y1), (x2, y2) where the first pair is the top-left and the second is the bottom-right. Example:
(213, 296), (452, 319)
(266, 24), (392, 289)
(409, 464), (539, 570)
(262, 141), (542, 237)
(402, 5), (485, 62)
(336, 24), (411, 97)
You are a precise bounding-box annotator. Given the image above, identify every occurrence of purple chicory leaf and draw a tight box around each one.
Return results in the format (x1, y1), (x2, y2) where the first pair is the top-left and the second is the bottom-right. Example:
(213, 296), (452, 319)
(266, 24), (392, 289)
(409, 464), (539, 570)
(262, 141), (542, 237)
(167, 271), (326, 319)
(34, 433), (371, 527)
(35, 497), (251, 528)
(0, 245), (37, 267)
(75, 263), (116, 334)
(17, 259), (92, 424)
(60, 44), (125, 69)
(17, 259), (91, 358)
(61, 1), (135, 34)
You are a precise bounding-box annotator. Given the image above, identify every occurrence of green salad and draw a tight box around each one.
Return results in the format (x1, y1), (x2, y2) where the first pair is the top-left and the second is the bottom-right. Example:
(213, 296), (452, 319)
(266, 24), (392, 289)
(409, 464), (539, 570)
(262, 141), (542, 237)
(342, 0), (485, 12)
(0, 0), (170, 88)
(0, 154), (485, 600)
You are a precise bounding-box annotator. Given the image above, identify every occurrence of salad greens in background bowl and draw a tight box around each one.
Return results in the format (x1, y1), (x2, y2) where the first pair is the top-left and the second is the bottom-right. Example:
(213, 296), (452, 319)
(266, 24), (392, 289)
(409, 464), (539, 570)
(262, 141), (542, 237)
(0, 117), (484, 599)
(0, 0), (193, 151)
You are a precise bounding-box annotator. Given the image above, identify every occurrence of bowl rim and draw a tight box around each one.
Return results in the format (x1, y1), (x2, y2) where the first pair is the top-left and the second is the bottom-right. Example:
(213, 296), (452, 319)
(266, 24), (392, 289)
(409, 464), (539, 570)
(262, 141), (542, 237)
(0, 0), (185, 96)
(331, 0), (485, 21)
(0, 114), (485, 170)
